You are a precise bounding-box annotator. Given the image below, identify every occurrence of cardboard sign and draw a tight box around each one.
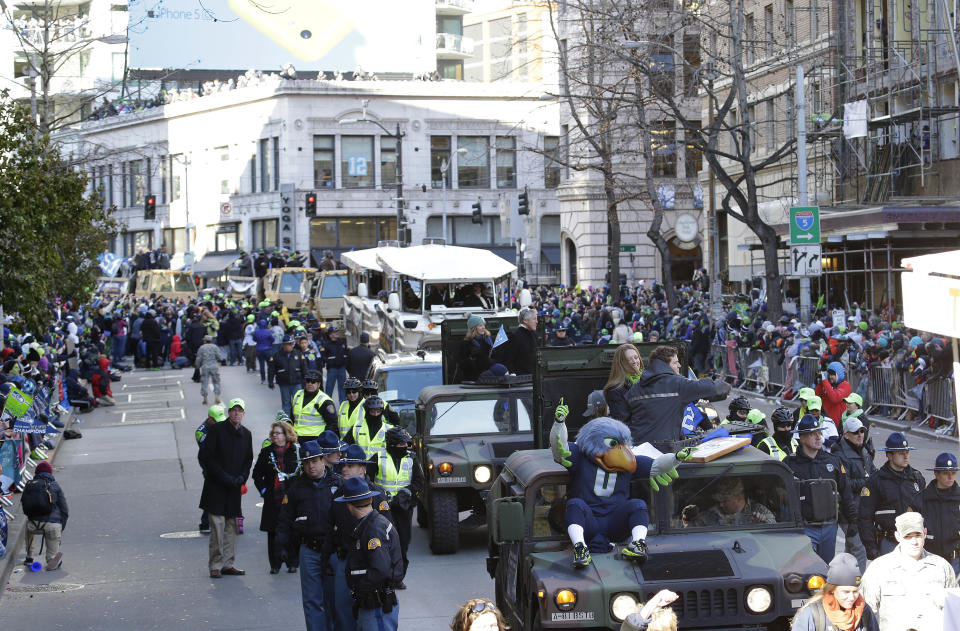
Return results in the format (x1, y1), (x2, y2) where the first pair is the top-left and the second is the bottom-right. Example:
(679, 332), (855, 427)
(686, 436), (751, 462)
(2, 386), (32, 418)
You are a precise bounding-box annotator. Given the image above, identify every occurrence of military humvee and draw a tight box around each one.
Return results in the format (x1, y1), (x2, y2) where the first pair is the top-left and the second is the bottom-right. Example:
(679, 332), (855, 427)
(485, 344), (832, 630)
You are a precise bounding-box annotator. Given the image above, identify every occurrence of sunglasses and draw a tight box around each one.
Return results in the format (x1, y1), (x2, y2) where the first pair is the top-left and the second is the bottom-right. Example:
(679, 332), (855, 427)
(305, 379), (321, 384)
(472, 601), (495, 614)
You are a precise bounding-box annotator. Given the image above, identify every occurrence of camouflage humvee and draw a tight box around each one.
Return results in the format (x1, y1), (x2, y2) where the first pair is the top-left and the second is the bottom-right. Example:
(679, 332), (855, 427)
(485, 343), (831, 630)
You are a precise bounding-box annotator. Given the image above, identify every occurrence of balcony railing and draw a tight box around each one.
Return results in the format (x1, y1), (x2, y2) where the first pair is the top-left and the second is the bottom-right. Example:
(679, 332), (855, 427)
(435, 0), (474, 14)
(436, 33), (475, 58)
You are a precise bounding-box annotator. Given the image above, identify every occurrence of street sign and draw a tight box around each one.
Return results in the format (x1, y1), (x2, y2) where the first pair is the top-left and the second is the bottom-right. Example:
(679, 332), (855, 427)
(220, 202), (232, 217)
(789, 244), (822, 277)
(619, 245), (636, 253)
(790, 206), (821, 244)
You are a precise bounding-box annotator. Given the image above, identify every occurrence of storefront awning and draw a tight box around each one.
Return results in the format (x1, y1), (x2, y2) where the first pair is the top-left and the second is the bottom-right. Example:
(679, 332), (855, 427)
(191, 253), (238, 276)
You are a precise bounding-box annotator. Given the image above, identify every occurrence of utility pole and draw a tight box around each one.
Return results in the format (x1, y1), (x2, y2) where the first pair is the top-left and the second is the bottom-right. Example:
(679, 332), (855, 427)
(395, 122), (404, 244)
(796, 65), (811, 323)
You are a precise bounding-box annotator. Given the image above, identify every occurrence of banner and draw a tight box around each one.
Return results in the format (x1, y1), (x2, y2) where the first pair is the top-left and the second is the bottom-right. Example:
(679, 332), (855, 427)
(13, 415), (48, 435)
(3, 386), (33, 418)
(227, 278), (257, 294)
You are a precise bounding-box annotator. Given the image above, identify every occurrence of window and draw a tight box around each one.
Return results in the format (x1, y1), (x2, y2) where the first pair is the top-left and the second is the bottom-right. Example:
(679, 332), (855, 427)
(458, 136), (489, 188)
(339, 218), (377, 245)
(683, 35), (701, 97)
(380, 137), (397, 189)
(437, 60), (463, 80)
(375, 217), (397, 242)
(249, 154), (256, 192)
(272, 137), (280, 190)
(122, 230), (153, 257)
(310, 219), (338, 247)
(544, 136), (562, 188)
(764, 5), (774, 56)
(495, 136), (516, 188)
(490, 16), (513, 80)
(560, 124), (570, 178)
(651, 120), (677, 177)
(162, 228), (186, 254)
(128, 159), (145, 206)
(785, 0), (795, 44)
(251, 218), (278, 251)
(517, 14), (528, 81)
(670, 474), (791, 530)
(431, 135), (451, 188)
(258, 139), (272, 192)
(159, 158), (167, 204)
(214, 224), (239, 252)
(650, 38), (675, 95)
(685, 123), (703, 177)
(168, 156), (182, 201)
(308, 217), (396, 248)
(766, 100), (776, 152)
(748, 105), (758, 153)
(541, 215), (561, 243)
(425, 395), (530, 436)
(436, 15), (463, 35)
(745, 15), (755, 64)
(313, 135), (335, 188)
(217, 146), (230, 194)
(341, 136), (374, 188)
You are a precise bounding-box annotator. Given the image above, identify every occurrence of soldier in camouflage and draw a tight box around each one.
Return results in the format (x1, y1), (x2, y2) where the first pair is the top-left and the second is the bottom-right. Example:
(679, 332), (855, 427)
(692, 478), (775, 527)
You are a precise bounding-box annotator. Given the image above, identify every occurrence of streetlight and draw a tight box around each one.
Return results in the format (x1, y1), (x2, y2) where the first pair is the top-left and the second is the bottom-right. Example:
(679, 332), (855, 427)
(339, 116), (406, 244)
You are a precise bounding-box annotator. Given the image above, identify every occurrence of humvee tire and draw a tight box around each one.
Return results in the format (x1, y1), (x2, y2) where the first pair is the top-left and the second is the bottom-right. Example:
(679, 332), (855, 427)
(429, 489), (459, 554)
(416, 500), (428, 528)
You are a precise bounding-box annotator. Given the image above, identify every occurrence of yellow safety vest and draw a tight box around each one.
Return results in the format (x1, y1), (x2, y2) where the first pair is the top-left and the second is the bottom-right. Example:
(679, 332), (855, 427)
(352, 418), (393, 462)
(338, 400), (366, 439)
(292, 389), (333, 438)
(375, 453), (414, 498)
(759, 436), (798, 461)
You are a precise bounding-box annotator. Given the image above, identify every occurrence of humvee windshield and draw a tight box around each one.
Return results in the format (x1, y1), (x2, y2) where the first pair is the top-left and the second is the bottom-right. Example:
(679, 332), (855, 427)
(530, 482), (657, 539)
(172, 274), (195, 292)
(319, 274), (348, 298)
(425, 395), (532, 436)
(670, 474), (792, 531)
(279, 273), (304, 293)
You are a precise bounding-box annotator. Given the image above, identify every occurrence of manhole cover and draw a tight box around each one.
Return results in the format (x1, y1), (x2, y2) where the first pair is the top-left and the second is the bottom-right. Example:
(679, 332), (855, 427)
(160, 531), (206, 539)
(7, 583), (84, 593)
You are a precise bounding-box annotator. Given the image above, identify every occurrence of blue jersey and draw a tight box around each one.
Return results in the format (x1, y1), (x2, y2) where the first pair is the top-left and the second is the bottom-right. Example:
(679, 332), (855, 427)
(566, 443), (653, 519)
(681, 403), (706, 437)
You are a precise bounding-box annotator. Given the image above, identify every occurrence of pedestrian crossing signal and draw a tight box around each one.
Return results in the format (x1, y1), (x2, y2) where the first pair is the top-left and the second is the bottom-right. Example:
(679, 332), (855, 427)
(144, 194), (156, 220)
(471, 200), (482, 224)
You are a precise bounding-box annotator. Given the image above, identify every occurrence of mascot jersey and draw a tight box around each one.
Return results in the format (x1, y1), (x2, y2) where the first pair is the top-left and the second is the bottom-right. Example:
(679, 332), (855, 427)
(566, 442), (653, 519)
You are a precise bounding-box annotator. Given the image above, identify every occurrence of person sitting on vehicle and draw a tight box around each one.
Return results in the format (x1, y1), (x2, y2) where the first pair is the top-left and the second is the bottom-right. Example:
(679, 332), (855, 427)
(583, 390), (608, 420)
(550, 404), (689, 569)
(603, 343), (644, 422)
(461, 283), (491, 310)
(689, 478), (775, 527)
(457, 314), (492, 382)
(758, 407), (798, 461)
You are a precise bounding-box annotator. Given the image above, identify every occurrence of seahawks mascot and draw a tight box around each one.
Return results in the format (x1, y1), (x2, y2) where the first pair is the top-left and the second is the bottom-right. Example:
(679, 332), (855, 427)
(551, 399), (691, 569)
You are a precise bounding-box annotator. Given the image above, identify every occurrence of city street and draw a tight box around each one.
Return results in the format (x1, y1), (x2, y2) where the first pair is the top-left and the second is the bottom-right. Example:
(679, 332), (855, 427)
(1, 366), (955, 630)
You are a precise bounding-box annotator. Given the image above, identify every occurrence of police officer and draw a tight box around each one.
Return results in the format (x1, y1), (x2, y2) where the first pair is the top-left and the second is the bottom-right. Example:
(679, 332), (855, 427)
(346, 396), (395, 462)
(330, 445), (393, 631)
(722, 395), (751, 425)
(321, 327), (349, 403)
(361, 379), (401, 426)
(268, 334), (306, 419)
(830, 416), (877, 571)
(372, 427), (423, 586)
(921, 452), (960, 574)
(758, 407), (797, 461)
(857, 431), (925, 560)
(276, 439), (340, 631)
(334, 477), (404, 631)
(292, 369), (338, 445)
(786, 414), (858, 563)
(338, 377), (366, 439)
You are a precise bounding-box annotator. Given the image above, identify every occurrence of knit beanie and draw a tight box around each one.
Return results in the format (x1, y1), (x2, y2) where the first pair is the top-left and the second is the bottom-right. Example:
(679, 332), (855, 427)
(825, 552), (861, 587)
(35, 461), (53, 475)
(467, 313), (485, 330)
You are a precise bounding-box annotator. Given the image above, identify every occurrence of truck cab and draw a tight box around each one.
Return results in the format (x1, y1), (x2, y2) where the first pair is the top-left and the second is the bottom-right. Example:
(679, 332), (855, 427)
(133, 270), (198, 300)
(263, 267), (317, 309)
(310, 269), (348, 328)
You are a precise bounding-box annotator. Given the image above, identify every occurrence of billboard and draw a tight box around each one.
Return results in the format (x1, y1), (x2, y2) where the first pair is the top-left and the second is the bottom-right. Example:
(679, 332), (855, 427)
(128, 0), (436, 73)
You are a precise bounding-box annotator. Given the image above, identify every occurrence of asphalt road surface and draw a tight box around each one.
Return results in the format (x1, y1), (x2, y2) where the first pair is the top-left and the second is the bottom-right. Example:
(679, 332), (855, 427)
(1, 366), (955, 630)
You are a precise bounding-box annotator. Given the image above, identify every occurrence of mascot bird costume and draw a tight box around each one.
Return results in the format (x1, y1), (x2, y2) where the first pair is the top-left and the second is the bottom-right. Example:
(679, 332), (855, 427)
(551, 399), (691, 569)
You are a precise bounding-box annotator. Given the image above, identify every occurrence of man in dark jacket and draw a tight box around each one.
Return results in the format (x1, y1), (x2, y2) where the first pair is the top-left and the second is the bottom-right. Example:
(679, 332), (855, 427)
(268, 335), (306, 418)
(857, 431), (925, 560)
(139, 311), (162, 369)
(346, 332), (376, 380)
(320, 327), (348, 402)
(830, 416), (876, 571)
(183, 316), (207, 362)
(199, 398), (253, 578)
(921, 452), (960, 574)
(493, 308), (538, 375)
(624, 345), (730, 444)
(23, 461), (68, 571)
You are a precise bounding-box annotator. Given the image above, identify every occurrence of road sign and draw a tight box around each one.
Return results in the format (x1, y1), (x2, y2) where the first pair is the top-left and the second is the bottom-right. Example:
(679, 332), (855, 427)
(790, 206), (821, 244)
(619, 245), (636, 253)
(220, 202), (232, 217)
(789, 244), (822, 277)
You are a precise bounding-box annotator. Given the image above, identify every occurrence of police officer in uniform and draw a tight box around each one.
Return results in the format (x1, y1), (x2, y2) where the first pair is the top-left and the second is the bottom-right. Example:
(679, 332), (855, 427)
(292, 369), (338, 445)
(345, 396), (395, 462)
(268, 334), (307, 419)
(786, 414), (858, 563)
(722, 395), (751, 425)
(276, 439), (341, 631)
(758, 407), (797, 461)
(335, 477), (404, 631)
(372, 427), (423, 587)
(857, 431), (925, 560)
(330, 445), (393, 631)
(921, 452), (960, 574)
(361, 379), (401, 426)
(830, 416), (876, 571)
(338, 377), (366, 439)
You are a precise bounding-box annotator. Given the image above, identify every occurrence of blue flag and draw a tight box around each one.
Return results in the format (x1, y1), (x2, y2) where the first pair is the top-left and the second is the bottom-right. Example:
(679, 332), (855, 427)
(492, 325), (509, 349)
(97, 252), (123, 277)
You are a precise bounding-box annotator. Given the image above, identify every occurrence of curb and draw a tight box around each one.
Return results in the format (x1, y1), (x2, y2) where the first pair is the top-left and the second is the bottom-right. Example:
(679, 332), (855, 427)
(0, 409), (72, 602)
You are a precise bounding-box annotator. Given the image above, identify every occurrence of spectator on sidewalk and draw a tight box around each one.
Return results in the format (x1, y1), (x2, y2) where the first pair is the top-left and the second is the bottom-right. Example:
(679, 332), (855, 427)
(252, 420), (300, 574)
(23, 461), (68, 571)
(195, 404), (227, 533)
(242, 314), (257, 374)
(816, 361), (852, 432)
(90, 356), (115, 406)
(199, 398), (253, 579)
(196, 335), (222, 406)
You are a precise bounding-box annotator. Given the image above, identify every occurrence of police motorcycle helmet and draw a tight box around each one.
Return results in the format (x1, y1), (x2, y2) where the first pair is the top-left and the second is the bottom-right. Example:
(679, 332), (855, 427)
(304, 369), (322, 383)
(344, 377), (363, 394)
(385, 426), (412, 448)
(364, 396), (385, 413)
(771, 406), (794, 429)
(728, 395), (751, 420)
(361, 379), (379, 397)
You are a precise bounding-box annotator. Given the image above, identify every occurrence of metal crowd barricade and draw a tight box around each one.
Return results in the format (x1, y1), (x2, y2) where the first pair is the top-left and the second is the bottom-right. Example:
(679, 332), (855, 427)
(865, 364), (909, 418)
(765, 352), (787, 396)
(925, 377), (957, 430)
(739, 348), (766, 390)
(710, 344), (731, 378)
(793, 356), (822, 391)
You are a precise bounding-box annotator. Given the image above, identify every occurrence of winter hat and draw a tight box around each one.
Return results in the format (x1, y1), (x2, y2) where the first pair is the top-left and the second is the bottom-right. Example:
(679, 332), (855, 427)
(467, 313), (485, 330)
(825, 552), (861, 587)
(35, 461), (53, 475)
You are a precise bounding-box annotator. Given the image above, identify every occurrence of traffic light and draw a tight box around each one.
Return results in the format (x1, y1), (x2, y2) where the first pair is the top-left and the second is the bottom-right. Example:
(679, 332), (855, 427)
(471, 199), (483, 224)
(305, 192), (317, 217)
(144, 194), (156, 220)
(518, 188), (529, 215)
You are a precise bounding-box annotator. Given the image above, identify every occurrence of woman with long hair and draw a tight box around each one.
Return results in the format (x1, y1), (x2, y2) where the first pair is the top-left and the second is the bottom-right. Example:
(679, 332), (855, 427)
(791, 553), (878, 631)
(458, 314), (493, 382)
(252, 420), (300, 574)
(604, 343), (644, 421)
(450, 598), (508, 631)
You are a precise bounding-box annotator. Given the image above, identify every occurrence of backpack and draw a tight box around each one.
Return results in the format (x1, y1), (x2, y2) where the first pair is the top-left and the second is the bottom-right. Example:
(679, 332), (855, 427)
(21, 478), (55, 520)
